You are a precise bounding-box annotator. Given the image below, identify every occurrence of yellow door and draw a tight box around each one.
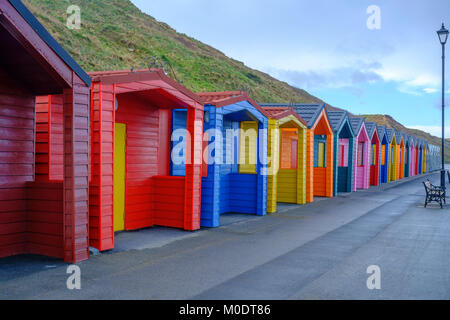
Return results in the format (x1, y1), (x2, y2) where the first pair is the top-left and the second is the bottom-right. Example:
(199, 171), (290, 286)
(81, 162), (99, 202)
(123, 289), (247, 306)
(114, 123), (126, 232)
(239, 121), (258, 173)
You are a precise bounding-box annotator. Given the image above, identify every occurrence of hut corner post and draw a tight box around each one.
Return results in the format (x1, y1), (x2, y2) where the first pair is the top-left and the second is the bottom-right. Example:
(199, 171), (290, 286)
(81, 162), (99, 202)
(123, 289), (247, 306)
(326, 132), (334, 197)
(266, 119), (278, 214)
(295, 127), (307, 204)
(306, 129), (314, 203)
(348, 135), (355, 192)
(332, 134), (339, 197)
(63, 75), (90, 263)
(256, 120), (268, 216)
(184, 106), (204, 231)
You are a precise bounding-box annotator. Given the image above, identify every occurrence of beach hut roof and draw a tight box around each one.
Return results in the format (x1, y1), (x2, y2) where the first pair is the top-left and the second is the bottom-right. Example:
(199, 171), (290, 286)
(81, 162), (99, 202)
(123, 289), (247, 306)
(199, 91), (243, 103)
(417, 139), (424, 147)
(395, 130), (404, 143)
(349, 117), (365, 136)
(6, 0), (91, 87)
(89, 69), (204, 108)
(258, 103), (325, 128)
(403, 133), (410, 145)
(377, 125), (387, 140)
(364, 122), (378, 140)
(199, 91), (268, 116)
(262, 107), (308, 126)
(385, 128), (396, 143)
(326, 110), (352, 134)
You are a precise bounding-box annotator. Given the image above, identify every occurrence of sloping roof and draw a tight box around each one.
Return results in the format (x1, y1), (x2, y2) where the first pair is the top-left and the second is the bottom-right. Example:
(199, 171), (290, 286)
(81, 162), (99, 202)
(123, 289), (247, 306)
(198, 91), (268, 117)
(385, 128), (395, 143)
(262, 107), (308, 126)
(197, 91), (245, 104)
(8, 0), (91, 86)
(327, 110), (348, 133)
(395, 130), (403, 143)
(262, 107), (290, 118)
(89, 68), (160, 78)
(417, 139), (423, 147)
(365, 121), (377, 139)
(403, 133), (410, 145)
(377, 125), (386, 141)
(349, 117), (364, 136)
(259, 103), (325, 128)
(89, 69), (204, 106)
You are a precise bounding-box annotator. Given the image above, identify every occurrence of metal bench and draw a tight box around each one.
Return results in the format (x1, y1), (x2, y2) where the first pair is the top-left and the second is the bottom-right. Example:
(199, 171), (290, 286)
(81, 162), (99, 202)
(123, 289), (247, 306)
(423, 180), (446, 208)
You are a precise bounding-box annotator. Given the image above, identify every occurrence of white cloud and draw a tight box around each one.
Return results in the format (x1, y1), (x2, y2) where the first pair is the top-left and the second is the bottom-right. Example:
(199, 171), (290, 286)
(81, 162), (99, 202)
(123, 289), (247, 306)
(396, 85), (422, 96)
(408, 125), (450, 138)
(405, 74), (440, 88)
(424, 88), (438, 94)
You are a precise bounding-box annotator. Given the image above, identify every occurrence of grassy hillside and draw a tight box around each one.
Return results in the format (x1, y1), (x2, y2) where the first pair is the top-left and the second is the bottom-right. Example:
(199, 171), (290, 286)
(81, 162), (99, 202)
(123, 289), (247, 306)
(23, 0), (446, 160)
(22, 0), (323, 103)
(362, 114), (449, 162)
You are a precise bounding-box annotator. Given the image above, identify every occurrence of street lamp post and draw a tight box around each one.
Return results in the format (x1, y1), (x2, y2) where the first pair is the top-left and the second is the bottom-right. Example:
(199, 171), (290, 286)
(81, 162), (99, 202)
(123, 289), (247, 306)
(437, 23), (449, 189)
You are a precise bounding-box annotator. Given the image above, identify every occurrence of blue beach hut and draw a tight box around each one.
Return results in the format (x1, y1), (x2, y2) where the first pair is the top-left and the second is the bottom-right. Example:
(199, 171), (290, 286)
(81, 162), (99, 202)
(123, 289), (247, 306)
(327, 110), (355, 195)
(172, 91), (269, 227)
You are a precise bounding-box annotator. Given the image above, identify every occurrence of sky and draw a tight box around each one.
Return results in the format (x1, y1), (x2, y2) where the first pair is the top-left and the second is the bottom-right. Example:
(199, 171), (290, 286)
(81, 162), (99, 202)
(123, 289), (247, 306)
(131, 0), (450, 137)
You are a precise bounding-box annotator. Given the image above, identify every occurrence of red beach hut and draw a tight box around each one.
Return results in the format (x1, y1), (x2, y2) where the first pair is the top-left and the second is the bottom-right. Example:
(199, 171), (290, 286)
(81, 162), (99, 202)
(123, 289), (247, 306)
(0, 0), (90, 262)
(86, 70), (204, 251)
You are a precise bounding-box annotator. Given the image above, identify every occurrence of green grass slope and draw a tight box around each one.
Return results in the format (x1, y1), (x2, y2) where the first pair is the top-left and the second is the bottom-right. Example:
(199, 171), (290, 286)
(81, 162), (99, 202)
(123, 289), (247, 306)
(22, 0), (323, 103)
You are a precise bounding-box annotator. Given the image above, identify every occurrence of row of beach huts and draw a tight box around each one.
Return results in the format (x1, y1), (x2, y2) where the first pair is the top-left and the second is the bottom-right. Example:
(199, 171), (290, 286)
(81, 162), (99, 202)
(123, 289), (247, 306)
(0, 0), (442, 262)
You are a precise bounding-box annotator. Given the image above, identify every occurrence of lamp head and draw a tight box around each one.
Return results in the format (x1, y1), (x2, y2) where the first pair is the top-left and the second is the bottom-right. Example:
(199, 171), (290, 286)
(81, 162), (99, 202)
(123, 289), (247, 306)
(437, 23), (449, 45)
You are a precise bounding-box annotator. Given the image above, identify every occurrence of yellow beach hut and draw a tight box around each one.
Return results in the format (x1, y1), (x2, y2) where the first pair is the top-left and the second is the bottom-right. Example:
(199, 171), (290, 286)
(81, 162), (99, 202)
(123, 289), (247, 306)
(263, 107), (308, 213)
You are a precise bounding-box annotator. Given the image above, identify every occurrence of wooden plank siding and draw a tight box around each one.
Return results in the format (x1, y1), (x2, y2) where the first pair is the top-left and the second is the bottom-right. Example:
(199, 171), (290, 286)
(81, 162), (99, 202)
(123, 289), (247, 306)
(0, 70), (34, 258)
(305, 129), (314, 202)
(266, 119), (278, 213)
(183, 107), (203, 230)
(62, 75), (90, 263)
(89, 81), (114, 251)
(35, 95), (64, 181)
(26, 181), (63, 258)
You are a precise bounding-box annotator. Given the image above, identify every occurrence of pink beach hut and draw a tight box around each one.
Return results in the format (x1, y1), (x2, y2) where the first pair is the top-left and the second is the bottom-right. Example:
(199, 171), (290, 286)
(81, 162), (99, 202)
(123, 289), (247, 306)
(410, 137), (416, 177)
(349, 117), (370, 190)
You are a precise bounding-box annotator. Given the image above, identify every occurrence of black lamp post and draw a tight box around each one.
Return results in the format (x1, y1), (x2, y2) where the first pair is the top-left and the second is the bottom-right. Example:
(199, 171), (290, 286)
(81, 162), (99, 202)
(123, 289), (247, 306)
(437, 23), (449, 188)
